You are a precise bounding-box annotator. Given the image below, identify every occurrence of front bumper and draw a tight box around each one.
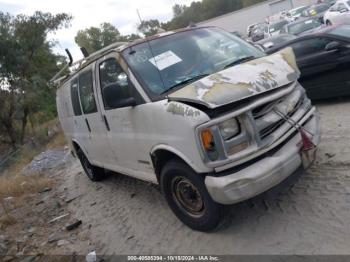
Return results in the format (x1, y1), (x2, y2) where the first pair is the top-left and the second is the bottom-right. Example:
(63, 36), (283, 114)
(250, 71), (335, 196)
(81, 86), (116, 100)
(205, 110), (320, 205)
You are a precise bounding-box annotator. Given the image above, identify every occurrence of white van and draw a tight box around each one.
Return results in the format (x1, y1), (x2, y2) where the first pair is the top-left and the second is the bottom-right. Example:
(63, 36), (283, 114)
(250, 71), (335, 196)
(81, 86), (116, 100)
(55, 27), (320, 231)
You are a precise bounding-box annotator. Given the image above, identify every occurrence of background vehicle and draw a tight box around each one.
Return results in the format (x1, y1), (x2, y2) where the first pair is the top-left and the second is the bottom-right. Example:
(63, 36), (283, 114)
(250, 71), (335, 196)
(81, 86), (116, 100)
(286, 6), (309, 21)
(280, 17), (323, 35)
(324, 0), (350, 25)
(55, 27), (319, 232)
(247, 23), (258, 37)
(318, 0), (337, 6)
(267, 25), (350, 99)
(256, 34), (298, 50)
(251, 23), (267, 41)
(300, 3), (331, 23)
(264, 20), (289, 37)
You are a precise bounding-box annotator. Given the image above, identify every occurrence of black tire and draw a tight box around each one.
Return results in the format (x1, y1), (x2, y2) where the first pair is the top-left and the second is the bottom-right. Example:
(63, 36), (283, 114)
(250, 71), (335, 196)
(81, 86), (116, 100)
(76, 149), (105, 181)
(326, 20), (332, 26)
(160, 159), (225, 232)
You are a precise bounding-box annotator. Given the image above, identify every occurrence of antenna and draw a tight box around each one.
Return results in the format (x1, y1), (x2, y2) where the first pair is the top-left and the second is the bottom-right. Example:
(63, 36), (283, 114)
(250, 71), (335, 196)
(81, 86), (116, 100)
(136, 9), (166, 92)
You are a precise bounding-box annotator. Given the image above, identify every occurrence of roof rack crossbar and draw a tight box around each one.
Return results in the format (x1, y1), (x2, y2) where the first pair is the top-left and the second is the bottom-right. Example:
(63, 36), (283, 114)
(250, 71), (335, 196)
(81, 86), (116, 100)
(49, 42), (128, 86)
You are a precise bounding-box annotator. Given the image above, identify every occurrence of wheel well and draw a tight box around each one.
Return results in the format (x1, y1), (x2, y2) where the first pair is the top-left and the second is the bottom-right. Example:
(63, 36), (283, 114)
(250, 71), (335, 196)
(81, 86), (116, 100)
(151, 150), (184, 183)
(71, 141), (81, 156)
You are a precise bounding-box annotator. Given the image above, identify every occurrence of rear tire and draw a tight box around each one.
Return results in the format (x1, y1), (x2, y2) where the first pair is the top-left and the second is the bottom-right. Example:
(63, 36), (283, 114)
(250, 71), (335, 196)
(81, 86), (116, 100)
(326, 20), (332, 26)
(160, 159), (225, 232)
(76, 149), (105, 181)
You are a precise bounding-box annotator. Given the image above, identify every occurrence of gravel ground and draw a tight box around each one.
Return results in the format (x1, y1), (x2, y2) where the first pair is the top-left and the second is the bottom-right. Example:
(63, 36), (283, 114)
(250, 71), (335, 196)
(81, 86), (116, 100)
(59, 99), (350, 255)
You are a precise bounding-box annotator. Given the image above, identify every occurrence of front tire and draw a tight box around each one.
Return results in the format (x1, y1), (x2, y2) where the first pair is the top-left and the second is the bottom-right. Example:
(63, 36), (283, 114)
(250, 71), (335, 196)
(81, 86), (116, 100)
(326, 20), (332, 26)
(160, 159), (224, 232)
(77, 149), (105, 181)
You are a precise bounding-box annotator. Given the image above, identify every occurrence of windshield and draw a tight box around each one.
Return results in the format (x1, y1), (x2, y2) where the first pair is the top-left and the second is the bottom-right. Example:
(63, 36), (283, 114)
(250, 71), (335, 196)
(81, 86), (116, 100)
(288, 19), (321, 34)
(269, 20), (288, 33)
(314, 4), (330, 12)
(123, 27), (263, 97)
(304, 4), (329, 16)
(289, 6), (307, 16)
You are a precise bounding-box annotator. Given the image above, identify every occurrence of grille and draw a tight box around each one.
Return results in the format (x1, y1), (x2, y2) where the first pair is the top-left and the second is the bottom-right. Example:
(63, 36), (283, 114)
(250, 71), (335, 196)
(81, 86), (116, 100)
(253, 89), (304, 141)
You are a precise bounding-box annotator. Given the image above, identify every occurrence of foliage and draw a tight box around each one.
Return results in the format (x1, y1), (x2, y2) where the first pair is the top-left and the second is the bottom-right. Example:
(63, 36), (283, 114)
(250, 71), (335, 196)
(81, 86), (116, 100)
(137, 19), (162, 37)
(156, 0), (265, 32)
(75, 22), (122, 54)
(75, 22), (140, 53)
(0, 11), (72, 147)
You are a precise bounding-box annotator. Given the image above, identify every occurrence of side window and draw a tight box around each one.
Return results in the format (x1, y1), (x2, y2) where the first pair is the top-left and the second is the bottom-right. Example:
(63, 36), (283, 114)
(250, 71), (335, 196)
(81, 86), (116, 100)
(78, 70), (97, 114)
(338, 3), (349, 11)
(290, 38), (332, 57)
(330, 4), (338, 11)
(99, 58), (132, 109)
(70, 78), (82, 116)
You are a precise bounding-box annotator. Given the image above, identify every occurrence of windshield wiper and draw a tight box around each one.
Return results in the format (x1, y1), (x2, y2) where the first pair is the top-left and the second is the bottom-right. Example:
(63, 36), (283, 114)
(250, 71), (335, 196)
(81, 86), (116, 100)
(223, 56), (256, 69)
(161, 73), (209, 94)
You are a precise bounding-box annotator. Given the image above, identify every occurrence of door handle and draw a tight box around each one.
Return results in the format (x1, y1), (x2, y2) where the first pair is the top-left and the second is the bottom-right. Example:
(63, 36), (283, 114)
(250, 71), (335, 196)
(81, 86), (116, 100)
(85, 118), (91, 132)
(103, 115), (110, 131)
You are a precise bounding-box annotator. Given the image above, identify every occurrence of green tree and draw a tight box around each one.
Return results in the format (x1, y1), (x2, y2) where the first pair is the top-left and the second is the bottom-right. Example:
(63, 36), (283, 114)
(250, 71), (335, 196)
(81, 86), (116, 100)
(137, 19), (161, 37)
(75, 22), (122, 53)
(173, 4), (186, 17)
(163, 0), (265, 31)
(0, 11), (71, 147)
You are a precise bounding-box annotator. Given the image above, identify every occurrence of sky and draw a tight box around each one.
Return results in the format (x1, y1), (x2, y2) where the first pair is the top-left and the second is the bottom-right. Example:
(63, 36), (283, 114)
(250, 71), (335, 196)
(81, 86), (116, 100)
(0, 0), (193, 60)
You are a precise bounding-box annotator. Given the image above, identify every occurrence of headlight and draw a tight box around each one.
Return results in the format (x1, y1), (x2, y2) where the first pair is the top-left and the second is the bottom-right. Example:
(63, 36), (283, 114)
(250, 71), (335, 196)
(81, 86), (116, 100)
(218, 118), (240, 140)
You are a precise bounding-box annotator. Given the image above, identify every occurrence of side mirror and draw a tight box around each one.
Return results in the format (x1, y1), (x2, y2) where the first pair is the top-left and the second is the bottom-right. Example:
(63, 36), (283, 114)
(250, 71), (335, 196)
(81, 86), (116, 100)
(325, 41), (341, 51)
(103, 83), (136, 109)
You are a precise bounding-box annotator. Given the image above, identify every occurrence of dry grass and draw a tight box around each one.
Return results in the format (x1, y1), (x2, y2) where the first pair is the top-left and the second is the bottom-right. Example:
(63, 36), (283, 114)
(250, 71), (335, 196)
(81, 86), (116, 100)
(3, 147), (41, 177)
(0, 213), (17, 228)
(0, 119), (62, 229)
(0, 173), (53, 228)
(0, 173), (53, 199)
(1, 118), (67, 177)
(45, 130), (67, 150)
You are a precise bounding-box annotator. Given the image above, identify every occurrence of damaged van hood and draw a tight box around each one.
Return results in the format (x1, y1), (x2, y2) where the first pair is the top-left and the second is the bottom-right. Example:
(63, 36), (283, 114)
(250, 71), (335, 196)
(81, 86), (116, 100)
(168, 47), (300, 109)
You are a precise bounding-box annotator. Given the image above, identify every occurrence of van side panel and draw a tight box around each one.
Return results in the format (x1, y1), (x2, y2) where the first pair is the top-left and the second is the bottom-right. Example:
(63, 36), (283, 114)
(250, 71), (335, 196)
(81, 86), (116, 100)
(101, 99), (212, 182)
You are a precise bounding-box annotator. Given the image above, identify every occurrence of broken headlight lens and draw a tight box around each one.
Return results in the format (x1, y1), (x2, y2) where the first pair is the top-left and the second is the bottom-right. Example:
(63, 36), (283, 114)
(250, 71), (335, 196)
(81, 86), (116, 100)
(218, 118), (240, 140)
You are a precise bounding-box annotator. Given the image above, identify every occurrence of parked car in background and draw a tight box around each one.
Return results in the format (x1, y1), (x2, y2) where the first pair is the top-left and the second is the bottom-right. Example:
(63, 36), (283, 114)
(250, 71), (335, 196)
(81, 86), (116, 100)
(247, 23), (258, 37)
(280, 17), (323, 35)
(256, 34), (298, 51)
(286, 6), (309, 21)
(251, 23), (267, 41)
(267, 25), (350, 100)
(324, 0), (350, 25)
(317, 0), (336, 6)
(264, 20), (289, 37)
(300, 3), (331, 23)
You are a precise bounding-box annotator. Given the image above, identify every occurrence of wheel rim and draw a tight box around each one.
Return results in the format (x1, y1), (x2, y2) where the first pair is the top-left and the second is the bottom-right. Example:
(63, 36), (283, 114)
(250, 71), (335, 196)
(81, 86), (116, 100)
(80, 153), (94, 179)
(171, 176), (205, 217)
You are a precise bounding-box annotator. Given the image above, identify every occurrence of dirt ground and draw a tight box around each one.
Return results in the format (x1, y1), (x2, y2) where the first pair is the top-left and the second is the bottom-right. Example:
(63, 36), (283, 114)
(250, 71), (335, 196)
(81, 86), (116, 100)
(2, 98), (350, 258)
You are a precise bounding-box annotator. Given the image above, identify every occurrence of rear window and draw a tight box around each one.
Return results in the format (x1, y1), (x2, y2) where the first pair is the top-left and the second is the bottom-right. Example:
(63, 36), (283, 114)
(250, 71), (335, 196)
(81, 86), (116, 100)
(70, 78), (82, 116)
